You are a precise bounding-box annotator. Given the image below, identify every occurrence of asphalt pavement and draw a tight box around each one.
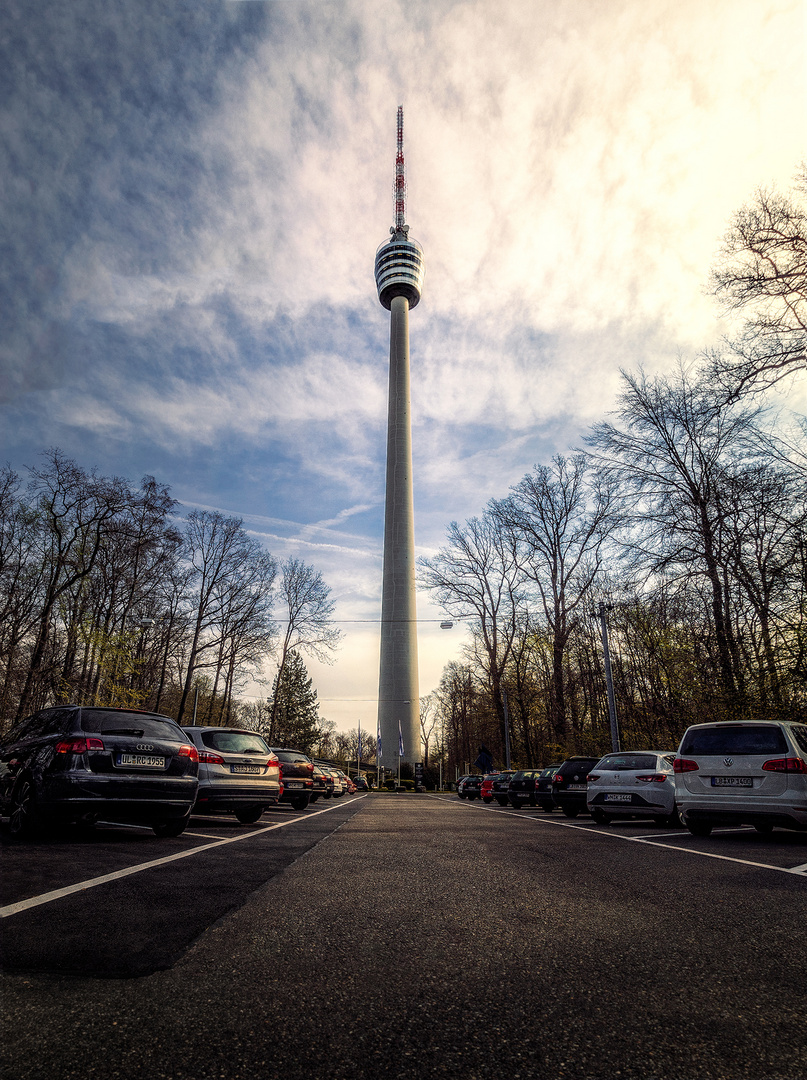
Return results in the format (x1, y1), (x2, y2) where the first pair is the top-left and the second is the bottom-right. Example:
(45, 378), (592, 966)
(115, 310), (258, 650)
(2, 794), (805, 1080)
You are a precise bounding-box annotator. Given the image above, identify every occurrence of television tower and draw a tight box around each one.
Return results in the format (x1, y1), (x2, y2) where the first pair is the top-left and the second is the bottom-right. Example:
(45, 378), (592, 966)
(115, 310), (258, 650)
(374, 107), (425, 772)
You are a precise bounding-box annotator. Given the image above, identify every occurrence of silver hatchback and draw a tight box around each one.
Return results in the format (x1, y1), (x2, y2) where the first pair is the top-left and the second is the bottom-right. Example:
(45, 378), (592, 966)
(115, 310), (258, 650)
(182, 727), (281, 824)
(674, 721), (807, 836)
(586, 750), (678, 826)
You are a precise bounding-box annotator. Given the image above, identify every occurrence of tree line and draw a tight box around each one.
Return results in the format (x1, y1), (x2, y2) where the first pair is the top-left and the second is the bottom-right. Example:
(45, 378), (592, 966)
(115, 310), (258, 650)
(0, 450), (341, 739)
(420, 169), (807, 778)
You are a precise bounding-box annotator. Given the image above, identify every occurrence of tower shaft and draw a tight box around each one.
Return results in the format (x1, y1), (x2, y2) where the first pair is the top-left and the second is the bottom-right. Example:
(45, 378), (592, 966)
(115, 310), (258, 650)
(377, 296), (420, 768)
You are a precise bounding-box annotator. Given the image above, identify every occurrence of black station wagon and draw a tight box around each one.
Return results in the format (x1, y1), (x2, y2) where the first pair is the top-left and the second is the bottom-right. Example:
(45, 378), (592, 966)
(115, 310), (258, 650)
(0, 705), (199, 837)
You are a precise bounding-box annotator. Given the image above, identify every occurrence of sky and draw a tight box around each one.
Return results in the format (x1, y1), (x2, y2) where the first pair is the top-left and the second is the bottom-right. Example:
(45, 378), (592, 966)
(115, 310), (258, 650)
(1, 0), (805, 734)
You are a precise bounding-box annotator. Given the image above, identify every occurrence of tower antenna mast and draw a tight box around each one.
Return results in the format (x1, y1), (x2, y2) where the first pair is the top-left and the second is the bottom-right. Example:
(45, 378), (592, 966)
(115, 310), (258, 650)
(394, 105), (407, 233)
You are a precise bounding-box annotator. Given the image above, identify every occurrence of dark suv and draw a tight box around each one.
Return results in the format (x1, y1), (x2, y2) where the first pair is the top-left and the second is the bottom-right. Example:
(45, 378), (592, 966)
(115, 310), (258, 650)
(507, 769), (543, 808)
(0, 706), (199, 837)
(270, 748), (314, 811)
(552, 757), (601, 817)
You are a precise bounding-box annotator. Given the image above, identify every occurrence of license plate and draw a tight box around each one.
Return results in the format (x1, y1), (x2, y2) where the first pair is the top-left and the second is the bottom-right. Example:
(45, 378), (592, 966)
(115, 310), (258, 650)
(712, 776), (753, 787)
(567, 783), (586, 791)
(604, 793), (633, 802)
(285, 781), (302, 789)
(117, 753), (165, 768)
(231, 764), (261, 775)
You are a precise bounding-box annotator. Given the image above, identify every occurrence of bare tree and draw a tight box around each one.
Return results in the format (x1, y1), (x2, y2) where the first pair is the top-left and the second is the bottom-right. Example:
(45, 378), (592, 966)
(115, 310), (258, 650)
(421, 513), (526, 753)
(709, 167), (807, 397)
(267, 558), (341, 739)
(493, 455), (618, 742)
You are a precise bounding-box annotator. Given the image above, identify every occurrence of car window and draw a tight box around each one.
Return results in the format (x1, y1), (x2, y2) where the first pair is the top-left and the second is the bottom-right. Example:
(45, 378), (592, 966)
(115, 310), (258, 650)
(597, 754), (657, 770)
(80, 710), (184, 740)
(5, 708), (71, 742)
(790, 725), (807, 756)
(681, 725), (788, 756)
(273, 751), (310, 763)
(200, 730), (268, 754)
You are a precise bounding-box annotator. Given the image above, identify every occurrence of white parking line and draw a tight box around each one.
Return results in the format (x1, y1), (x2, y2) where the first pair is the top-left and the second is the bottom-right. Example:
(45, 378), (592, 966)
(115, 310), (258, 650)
(0, 798), (363, 919)
(431, 794), (807, 878)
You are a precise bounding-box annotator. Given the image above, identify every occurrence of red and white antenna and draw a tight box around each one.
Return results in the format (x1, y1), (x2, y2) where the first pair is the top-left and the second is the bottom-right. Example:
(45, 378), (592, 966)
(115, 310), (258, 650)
(394, 105), (406, 232)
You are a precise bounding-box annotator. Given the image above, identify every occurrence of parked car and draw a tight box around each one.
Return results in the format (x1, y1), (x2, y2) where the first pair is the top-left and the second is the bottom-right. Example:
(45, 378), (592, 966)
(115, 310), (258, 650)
(455, 775), (475, 797)
(507, 769), (544, 808)
(586, 750), (678, 826)
(535, 765), (563, 812)
(181, 726), (280, 823)
(310, 765), (330, 803)
(327, 768), (346, 797)
(489, 770), (516, 806)
(352, 775), (370, 791)
(551, 757), (601, 817)
(458, 774), (484, 799)
(270, 748), (314, 810)
(674, 721), (807, 836)
(480, 773), (499, 803)
(0, 705), (199, 838)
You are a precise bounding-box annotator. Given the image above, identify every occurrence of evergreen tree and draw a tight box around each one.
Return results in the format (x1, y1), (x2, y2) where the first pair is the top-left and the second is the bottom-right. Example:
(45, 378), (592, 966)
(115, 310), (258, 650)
(269, 649), (321, 753)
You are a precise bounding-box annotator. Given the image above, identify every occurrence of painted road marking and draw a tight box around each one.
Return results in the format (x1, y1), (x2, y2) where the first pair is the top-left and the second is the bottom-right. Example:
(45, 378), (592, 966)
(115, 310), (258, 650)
(1, 797), (365, 919)
(431, 794), (807, 878)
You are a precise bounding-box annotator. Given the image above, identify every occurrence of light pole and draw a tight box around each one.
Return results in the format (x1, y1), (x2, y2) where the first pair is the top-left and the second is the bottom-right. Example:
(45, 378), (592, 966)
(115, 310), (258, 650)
(597, 601), (621, 752)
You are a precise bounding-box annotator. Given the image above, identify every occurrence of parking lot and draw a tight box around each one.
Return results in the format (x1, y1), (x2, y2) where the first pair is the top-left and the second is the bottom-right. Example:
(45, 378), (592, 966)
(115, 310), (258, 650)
(2, 792), (805, 1080)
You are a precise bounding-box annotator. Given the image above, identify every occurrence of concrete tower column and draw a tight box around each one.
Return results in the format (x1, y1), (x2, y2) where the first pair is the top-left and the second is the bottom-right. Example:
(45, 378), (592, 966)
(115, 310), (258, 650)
(377, 295), (420, 769)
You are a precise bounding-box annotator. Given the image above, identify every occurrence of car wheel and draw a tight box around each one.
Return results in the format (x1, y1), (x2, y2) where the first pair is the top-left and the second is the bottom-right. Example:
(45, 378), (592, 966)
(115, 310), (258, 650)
(235, 806), (264, 824)
(290, 795), (309, 811)
(686, 820), (712, 837)
(590, 809), (611, 825)
(540, 802), (554, 813)
(528, 796), (537, 806)
(753, 822), (774, 835)
(496, 797), (508, 807)
(8, 776), (41, 838)
(153, 814), (190, 837)
(482, 796), (493, 804)
(561, 805), (579, 818)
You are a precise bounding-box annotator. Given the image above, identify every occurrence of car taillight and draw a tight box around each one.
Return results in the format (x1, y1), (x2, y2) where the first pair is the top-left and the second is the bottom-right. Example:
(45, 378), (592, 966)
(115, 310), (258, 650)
(307, 762), (314, 772)
(636, 773), (667, 783)
(55, 737), (104, 753)
(762, 757), (807, 773)
(553, 774), (563, 784)
(267, 755), (279, 768)
(177, 744), (199, 763)
(673, 758), (699, 772)
(587, 774), (600, 782)
(198, 751), (224, 765)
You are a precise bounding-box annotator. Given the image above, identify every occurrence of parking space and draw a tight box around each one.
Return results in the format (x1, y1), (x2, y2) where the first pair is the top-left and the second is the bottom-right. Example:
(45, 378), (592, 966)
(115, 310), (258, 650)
(433, 793), (807, 874)
(0, 796), (366, 977)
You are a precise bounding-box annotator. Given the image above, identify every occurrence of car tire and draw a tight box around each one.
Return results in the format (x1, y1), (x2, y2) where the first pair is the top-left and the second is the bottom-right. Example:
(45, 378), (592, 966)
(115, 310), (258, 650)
(753, 822), (774, 835)
(540, 802), (554, 813)
(290, 795), (309, 811)
(496, 797), (509, 807)
(8, 775), (41, 839)
(590, 809), (611, 825)
(686, 820), (712, 837)
(235, 806), (264, 824)
(482, 796), (493, 804)
(561, 805), (579, 818)
(152, 814), (191, 837)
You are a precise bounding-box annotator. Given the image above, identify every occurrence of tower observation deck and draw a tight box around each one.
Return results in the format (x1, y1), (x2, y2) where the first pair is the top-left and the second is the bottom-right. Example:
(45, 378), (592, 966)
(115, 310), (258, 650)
(375, 106), (423, 774)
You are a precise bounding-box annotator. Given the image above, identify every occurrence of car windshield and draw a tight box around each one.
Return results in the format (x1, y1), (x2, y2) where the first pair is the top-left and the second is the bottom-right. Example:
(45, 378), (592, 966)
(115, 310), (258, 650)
(81, 710), (183, 740)
(597, 754), (657, 771)
(200, 730), (268, 754)
(681, 725), (788, 756)
(274, 751), (310, 763)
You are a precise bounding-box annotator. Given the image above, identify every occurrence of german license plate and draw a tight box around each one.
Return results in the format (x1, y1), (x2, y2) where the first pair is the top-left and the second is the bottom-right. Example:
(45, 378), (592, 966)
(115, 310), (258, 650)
(285, 781), (302, 789)
(117, 753), (165, 768)
(604, 793), (632, 802)
(568, 783), (586, 791)
(712, 776), (752, 787)
(231, 764), (261, 774)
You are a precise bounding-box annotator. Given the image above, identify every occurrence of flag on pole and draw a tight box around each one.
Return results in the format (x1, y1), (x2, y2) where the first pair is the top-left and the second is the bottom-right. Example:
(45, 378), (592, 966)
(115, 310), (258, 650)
(398, 718), (404, 758)
(377, 721), (382, 759)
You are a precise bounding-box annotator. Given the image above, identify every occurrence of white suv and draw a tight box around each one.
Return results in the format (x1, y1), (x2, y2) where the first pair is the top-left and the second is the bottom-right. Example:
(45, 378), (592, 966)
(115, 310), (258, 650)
(674, 721), (807, 837)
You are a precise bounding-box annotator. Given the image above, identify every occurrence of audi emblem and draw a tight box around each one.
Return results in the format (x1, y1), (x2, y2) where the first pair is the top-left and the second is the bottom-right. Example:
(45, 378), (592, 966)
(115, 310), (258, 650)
(136, 743), (155, 752)
(723, 757), (734, 767)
